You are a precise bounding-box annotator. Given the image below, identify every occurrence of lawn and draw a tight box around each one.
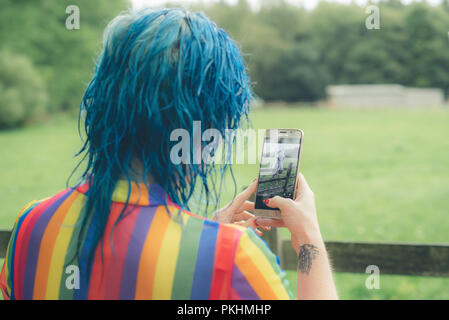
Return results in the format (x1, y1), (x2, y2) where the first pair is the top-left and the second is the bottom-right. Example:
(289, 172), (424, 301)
(1, 106), (449, 299)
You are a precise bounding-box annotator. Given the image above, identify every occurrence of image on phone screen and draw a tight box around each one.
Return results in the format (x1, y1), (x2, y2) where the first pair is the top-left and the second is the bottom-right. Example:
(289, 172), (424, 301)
(255, 131), (302, 211)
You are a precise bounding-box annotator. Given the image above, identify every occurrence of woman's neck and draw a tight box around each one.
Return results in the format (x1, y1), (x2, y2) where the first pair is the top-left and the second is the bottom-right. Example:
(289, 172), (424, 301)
(119, 158), (156, 184)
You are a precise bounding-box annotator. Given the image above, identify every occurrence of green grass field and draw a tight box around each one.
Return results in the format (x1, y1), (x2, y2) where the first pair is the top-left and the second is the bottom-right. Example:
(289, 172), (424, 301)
(1, 106), (449, 299)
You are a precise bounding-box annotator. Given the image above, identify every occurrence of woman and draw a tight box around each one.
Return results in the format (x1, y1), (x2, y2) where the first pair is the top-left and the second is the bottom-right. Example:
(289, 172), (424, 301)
(273, 148), (285, 178)
(0, 8), (337, 300)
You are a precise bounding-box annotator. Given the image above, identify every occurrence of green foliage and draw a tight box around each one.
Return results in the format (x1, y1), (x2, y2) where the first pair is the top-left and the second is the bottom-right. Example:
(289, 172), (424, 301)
(0, 0), (128, 111)
(202, 1), (330, 101)
(249, 42), (328, 101)
(2, 0), (449, 108)
(199, 0), (449, 100)
(0, 51), (48, 129)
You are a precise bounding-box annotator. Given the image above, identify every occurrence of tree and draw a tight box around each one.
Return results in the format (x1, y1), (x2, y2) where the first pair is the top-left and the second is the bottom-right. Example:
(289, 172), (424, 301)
(0, 51), (48, 128)
(249, 41), (329, 102)
(0, 0), (128, 111)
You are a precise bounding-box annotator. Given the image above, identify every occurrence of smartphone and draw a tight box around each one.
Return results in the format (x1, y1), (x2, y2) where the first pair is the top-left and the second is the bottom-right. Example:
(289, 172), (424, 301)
(254, 129), (304, 219)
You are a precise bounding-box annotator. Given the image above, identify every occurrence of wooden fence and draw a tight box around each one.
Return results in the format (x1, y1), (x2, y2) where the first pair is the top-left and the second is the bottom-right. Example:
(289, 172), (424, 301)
(257, 162), (294, 197)
(1, 228), (448, 277)
(261, 228), (449, 277)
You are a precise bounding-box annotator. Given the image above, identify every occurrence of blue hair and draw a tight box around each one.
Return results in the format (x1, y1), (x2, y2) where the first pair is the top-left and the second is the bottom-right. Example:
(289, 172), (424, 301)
(69, 8), (252, 283)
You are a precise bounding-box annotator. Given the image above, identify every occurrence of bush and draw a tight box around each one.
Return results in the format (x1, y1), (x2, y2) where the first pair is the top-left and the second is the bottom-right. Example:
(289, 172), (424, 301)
(0, 51), (48, 129)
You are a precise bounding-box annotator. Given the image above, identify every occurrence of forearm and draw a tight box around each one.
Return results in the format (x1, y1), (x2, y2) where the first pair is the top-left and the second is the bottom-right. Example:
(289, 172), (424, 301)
(293, 234), (338, 300)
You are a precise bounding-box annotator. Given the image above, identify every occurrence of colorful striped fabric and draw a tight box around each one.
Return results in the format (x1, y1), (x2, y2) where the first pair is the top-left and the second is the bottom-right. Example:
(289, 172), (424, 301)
(0, 180), (293, 300)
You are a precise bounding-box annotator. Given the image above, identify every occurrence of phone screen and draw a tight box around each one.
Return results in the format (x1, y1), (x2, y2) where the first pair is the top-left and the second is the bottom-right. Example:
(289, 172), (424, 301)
(255, 130), (302, 211)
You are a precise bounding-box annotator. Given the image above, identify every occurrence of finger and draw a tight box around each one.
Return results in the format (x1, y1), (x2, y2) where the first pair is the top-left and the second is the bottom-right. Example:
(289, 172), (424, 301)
(234, 216), (257, 228)
(227, 179), (258, 211)
(233, 210), (254, 222)
(234, 220), (261, 236)
(255, 218), (286, 228)
(254, 219), (271, 231)
(234, 212), (271, 231)
(234, 217), (265, 236)
(294, 173), (313, 202)
(238, 201), (255, 213)
(264, 196), (294, 211)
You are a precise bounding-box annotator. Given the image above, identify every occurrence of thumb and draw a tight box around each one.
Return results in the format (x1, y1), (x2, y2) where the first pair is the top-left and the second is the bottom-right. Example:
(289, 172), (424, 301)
(265, 196), (294, 211)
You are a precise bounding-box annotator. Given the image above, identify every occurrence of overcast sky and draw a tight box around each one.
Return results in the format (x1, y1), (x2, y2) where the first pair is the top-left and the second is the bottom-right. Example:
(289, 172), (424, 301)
(132, 0), (443, 11)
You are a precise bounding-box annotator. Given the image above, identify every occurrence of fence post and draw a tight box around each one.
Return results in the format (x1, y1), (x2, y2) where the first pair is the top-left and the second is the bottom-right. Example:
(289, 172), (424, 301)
(282, 162), (293, 194)
(0, 230), (11, 258)
(261, 227), (284, 265)
(247, 185), (285, 265)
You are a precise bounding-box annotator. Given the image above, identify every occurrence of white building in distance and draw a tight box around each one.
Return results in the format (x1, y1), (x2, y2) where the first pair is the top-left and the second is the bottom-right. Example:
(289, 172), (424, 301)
(326, 84), (446, 108)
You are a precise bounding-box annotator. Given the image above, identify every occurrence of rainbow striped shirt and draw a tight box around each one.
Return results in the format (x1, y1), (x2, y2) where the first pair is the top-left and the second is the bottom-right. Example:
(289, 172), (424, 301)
(0, 180), (293, 300)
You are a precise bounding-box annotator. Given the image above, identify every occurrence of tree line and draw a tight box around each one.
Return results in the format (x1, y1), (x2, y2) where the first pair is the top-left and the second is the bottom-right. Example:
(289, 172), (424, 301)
(200, 0), (449, 102)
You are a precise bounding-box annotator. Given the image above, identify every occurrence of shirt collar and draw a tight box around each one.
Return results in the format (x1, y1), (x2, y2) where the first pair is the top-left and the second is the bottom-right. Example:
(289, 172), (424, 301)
(76, 179), (171, 207)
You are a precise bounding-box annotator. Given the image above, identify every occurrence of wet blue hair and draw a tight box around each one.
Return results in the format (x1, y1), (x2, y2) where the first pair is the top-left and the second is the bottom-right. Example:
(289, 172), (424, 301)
(69, 8), (252, 282)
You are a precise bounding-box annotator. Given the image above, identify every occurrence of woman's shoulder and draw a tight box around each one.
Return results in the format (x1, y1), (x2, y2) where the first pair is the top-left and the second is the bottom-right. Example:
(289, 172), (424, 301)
(12, 187), (76, 228)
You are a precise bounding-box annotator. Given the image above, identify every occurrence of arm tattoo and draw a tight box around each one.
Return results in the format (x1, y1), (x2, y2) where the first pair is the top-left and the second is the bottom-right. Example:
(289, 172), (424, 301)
(298, 244), (320, 275)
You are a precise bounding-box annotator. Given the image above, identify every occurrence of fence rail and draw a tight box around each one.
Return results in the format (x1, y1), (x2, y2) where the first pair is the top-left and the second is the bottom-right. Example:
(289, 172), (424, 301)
(1, 228), (448, 277)
(258, 162), (293, 197)
(262, 228), (449, 277)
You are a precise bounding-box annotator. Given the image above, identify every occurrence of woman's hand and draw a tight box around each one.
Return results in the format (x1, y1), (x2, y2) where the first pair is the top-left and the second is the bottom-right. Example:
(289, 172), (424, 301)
(212, 179), (269, 236)
(256, 173), (323, 254)
(256, 173), (338, 300)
